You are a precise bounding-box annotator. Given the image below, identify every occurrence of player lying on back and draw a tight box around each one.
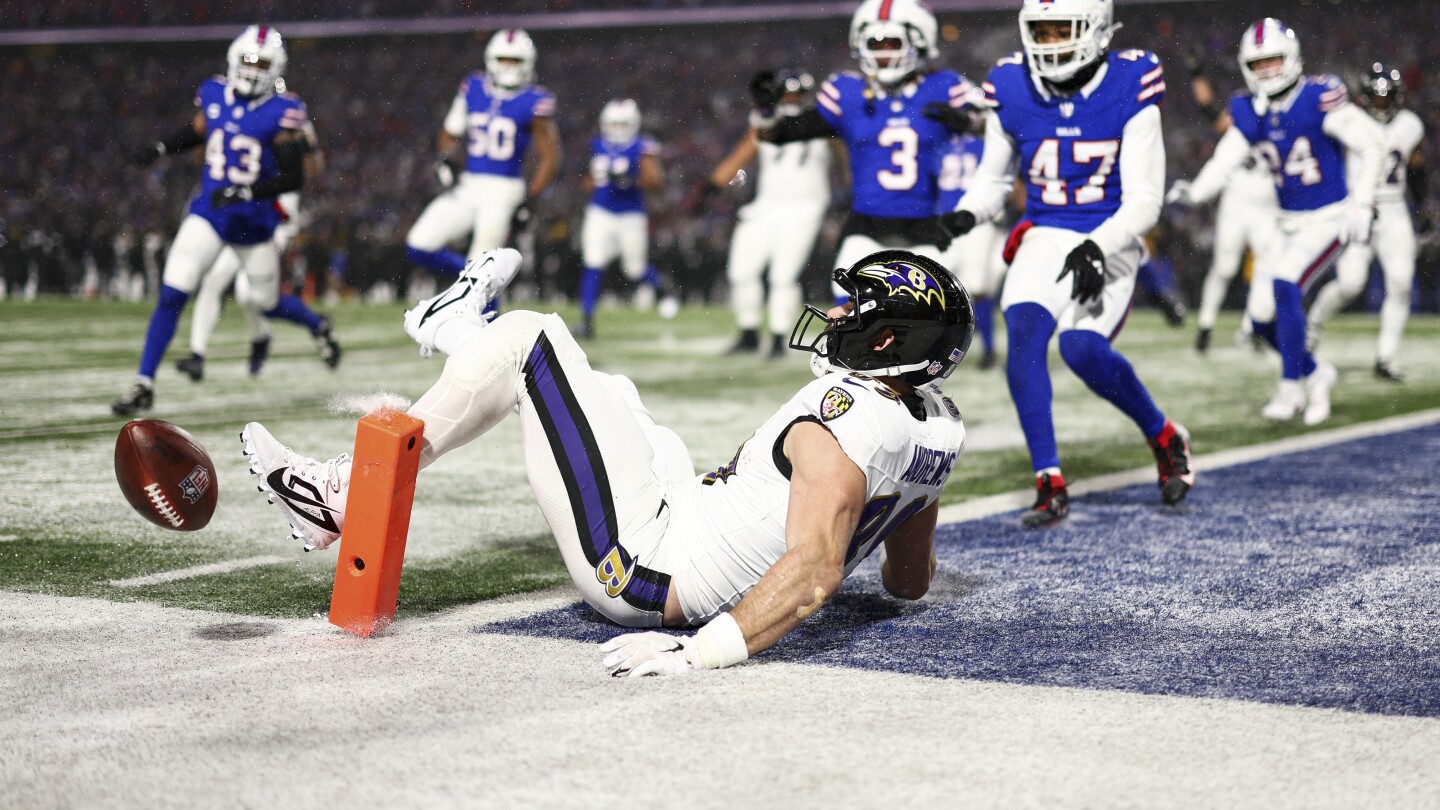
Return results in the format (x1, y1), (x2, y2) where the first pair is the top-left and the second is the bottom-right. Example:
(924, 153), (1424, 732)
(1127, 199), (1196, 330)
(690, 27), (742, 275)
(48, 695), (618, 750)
(113, 25), (312, 416)
(1305, 63), (1426, 382)
(939, 0), (1194, 526)
(1169, 18), (1383, 425)
(242, 248), (974, 675)
(751, 0), (977, 297)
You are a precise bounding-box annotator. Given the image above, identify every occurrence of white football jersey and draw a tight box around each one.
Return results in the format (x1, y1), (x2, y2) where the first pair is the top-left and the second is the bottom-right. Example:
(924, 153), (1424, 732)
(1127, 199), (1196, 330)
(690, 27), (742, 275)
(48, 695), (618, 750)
(1348, 109), (1425, 205)
(664, 372), (966, 623)
(1224, 147), (1280, 208)
(753, 138), (831, 205)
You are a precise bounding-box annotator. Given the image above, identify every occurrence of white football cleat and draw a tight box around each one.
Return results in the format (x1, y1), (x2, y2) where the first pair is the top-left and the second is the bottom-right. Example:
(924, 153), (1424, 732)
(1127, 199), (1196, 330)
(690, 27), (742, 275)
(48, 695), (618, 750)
(404, 248), (523, 357)
(1261, 380), (1306, 422)
(658, 295), (680, 320)
(1303, 360), (1338, 426)
(241, 422), (351, 552)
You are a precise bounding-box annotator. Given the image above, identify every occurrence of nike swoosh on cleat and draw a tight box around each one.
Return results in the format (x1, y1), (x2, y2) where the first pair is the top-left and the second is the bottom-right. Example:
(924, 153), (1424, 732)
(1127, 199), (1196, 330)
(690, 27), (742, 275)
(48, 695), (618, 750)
(265, 468), (341, 533)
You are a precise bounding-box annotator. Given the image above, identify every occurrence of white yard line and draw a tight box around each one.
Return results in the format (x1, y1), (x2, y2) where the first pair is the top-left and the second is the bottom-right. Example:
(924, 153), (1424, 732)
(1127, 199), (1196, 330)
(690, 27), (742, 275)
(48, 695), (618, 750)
(108, 555), (290, 588)
(937, 407), (1440, 526)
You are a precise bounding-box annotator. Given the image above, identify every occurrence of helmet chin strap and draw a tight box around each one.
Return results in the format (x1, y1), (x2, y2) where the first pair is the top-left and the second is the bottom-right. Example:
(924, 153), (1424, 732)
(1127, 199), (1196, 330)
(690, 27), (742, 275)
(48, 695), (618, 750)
(1044, 57), (1104, 94)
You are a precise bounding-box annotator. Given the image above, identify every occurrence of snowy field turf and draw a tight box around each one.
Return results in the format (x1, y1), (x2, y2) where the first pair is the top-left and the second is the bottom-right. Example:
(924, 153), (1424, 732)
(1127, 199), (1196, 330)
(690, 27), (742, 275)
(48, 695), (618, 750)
(3, 300), (1439, 807)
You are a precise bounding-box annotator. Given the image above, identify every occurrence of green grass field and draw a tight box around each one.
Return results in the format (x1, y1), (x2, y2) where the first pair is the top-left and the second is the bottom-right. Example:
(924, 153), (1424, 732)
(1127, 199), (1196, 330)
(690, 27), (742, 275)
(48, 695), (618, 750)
(3, 298), (1437, 619)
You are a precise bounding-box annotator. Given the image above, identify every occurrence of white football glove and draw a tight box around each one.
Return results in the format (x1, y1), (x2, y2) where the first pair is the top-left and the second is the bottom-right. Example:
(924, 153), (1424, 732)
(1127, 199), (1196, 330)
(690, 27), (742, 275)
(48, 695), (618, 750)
(1164, 180), (1194, 206)
(1341, 205), (1376, 246)
(601, 632), (698, 677)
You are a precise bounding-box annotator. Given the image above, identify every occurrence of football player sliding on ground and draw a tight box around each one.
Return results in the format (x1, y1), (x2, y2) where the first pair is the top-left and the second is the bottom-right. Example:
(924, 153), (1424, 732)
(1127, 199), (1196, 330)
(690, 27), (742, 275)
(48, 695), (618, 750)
(1304, 63), (1426, 382)
(751, 0), (977, 301)
(242, 247), (973, 676)
(938, 0), (1194, 526)
(404, 29), (561, 301)
(574, 98), (675, 340)
(1170, 19), (1383, 425)
(114, 25), (314, 416)
(175, 111), (341, 382)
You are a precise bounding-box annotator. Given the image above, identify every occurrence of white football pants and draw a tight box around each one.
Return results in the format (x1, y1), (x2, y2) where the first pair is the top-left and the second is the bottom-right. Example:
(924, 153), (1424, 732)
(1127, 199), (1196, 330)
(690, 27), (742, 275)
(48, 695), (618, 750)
(1001, 226), (1144, 337)
(1245, 203), (1344, 325)
(163, 215), (279, 317)
(581, 206), (649, 279)
(1197, 186), (1279, 330)
(727, 200), (827, 335)
(406, 310), (695, 627)
(1307, 201), (1415, 362)
(406, 173), (526, 261)
(189, 218), (300, 355)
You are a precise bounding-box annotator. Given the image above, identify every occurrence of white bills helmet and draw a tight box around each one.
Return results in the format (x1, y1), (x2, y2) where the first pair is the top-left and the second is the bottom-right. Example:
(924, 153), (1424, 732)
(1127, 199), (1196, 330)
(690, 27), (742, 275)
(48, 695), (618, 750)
(1238, 19), (1303, 99)
(1018, 0), (1116, 84)
(226, 25), (287, 99)
(485, 28), (537, 90)
(599, 99), (641, 145)
(849, 0), (939, 88)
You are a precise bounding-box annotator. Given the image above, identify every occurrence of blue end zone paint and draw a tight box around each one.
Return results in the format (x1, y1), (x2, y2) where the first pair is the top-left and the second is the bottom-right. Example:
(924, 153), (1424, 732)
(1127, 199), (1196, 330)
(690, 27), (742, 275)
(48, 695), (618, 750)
(480, 424), (1440, 717)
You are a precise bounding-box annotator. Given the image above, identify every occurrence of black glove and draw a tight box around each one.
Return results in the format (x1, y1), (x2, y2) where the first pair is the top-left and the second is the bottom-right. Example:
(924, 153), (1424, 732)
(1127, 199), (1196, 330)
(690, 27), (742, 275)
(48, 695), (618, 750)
(1057, 239), (1106, 304)
(1183, 43), (1208, 78)
(923, 102), (975, 136)
(935, 211), (978, 252)
(132, 143), (162, 167)
(609, 170), (635, 191)
(749, 70), (784, 111)
(509, 199), (533, 234)
(210, 185), (254, 209)
(434, 155), (460, 189)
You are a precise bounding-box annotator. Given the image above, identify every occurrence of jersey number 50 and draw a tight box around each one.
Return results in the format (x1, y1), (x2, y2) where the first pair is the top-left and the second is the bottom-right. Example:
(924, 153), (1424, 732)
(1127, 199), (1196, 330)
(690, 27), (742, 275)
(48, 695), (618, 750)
(466, 113), (518, 162)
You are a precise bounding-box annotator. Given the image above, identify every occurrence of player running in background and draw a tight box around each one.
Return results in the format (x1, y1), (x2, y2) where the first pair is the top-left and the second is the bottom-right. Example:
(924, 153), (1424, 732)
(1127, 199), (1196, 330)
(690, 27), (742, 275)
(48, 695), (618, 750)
(706, 69), (840, 358)
(935, 128), (1004, 369)
(752, 0), (976, 295)
(574, 99), (672, 340)
(243, 248), (974, 676)
(940, 0), (1195, 526)
(1305, 63), (1426, 382)
(404, 29), (561, 288)
(113, 25), (312, 416)
(1169, 19), (1383, 425)
(1181, 44), (1280, 354)
(175, 111), (340, 381)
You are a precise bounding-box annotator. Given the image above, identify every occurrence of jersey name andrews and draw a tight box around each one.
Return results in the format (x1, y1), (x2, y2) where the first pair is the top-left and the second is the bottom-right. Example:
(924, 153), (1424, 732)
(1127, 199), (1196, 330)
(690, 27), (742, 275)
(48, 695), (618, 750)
(461, 74), (555, 178)
(1229, 76), (1349, 212)
(817, 70), (974, 219)
(900, 445), (957, 487)
(984, 49), (1165, 232)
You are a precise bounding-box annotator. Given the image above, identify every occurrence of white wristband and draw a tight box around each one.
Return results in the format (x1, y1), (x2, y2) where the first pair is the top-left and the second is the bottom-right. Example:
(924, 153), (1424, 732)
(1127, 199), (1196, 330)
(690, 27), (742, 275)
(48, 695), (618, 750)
(690, 612), (749, 670)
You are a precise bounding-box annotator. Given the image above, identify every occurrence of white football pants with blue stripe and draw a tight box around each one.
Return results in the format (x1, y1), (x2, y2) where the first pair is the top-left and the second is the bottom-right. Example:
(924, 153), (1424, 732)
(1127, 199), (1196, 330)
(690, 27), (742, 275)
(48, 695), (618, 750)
(406, 310), (694, 627)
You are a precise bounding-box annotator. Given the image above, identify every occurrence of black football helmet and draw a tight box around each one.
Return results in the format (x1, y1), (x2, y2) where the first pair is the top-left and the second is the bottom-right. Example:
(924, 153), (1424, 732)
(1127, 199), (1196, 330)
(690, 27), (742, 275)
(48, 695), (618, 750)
(789, 250), (974, 387)
(1358, 62), (1404, 122)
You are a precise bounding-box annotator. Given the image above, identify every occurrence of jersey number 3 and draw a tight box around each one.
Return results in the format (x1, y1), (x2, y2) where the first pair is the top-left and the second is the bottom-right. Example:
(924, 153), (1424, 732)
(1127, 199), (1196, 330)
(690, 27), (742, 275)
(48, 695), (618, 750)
(1029, 138), (1120, 205)
(877, 125), (919, 191)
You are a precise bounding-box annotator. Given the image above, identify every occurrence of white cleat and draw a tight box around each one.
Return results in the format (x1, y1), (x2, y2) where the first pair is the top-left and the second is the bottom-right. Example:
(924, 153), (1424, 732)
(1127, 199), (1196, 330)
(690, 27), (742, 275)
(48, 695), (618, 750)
(1261, 380), (1306, 422)
(403, 247), (523, 357)
(1303, 360), (1338, 426)
(241, 422), (351, 552)
(658, 295), (681, 320)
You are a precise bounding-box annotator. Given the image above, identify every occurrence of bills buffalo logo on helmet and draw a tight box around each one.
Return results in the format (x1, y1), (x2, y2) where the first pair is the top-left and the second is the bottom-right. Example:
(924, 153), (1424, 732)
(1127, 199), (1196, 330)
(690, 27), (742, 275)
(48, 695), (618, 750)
(855, 261), (947, 308)
(821, 387), (855, 422)
(178, 465), (212, 504)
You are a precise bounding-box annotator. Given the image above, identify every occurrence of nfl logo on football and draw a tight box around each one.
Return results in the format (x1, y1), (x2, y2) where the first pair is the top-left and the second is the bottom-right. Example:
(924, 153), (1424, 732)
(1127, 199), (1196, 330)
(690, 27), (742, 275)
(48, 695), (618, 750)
(179, 465), (212, 504)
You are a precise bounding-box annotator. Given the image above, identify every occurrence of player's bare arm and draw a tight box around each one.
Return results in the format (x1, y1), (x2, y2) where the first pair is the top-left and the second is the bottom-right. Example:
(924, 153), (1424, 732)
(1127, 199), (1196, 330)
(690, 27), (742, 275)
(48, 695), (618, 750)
(880, 500), (939, 600)
(728, 420), (866, 653)
(637, 153), (664, 193)
(710, 131), (758, 189)
(527, 117), (562, 198)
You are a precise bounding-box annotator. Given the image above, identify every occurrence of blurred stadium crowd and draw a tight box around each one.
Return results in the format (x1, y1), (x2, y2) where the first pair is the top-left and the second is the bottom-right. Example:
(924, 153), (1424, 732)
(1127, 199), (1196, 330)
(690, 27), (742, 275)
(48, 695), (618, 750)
(3, 0), (1439, 313)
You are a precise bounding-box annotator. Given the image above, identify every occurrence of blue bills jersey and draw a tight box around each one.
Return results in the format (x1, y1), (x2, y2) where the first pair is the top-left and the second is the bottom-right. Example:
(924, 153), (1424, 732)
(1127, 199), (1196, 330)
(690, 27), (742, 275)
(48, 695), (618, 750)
(982, 49), (1166, 232)
(816, 70), (975, 219)
(454, 74), (556, 178)
(588, 135), (660, 214)
(1229, 76), (1350, 212)
(935, 133), (985, 214)
(188, 77), (308, 245)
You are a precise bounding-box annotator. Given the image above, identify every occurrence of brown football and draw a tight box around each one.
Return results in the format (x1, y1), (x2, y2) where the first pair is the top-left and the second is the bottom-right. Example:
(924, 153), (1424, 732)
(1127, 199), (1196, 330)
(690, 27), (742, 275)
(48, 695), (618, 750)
(114, 419), (219, 531)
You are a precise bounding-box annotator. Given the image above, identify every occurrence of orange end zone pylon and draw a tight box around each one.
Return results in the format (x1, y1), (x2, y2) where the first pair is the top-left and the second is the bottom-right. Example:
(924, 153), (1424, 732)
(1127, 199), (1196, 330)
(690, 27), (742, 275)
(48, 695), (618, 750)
(328, 409), (424, 637)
